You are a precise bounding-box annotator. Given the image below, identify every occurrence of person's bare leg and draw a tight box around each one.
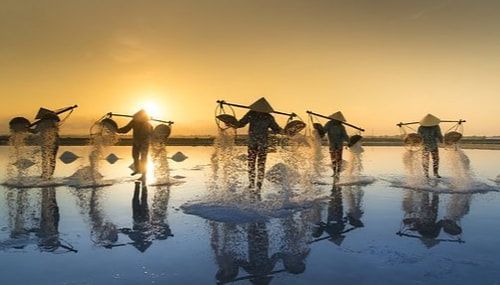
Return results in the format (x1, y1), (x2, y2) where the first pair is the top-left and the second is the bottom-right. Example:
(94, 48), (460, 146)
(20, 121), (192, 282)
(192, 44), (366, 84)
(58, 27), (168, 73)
(335, 148), (343, 180)
(256, 148), (268, 190)
(139, 143), (149, 181)
(431, 149), (441, 178)
(248, 148), (257, 188)
(48, 144), (59, 178)
(422, 149), (430, 178)
(329, 151), (336, 178)
(131, 144), (140, 175)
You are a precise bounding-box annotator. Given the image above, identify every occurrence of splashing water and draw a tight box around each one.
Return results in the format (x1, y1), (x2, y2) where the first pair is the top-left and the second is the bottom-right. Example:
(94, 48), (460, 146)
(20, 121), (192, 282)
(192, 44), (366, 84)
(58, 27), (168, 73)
(37, 122), (59, 180)
(184, 130), (329, 224)
(7, 132), (38, 180)
(307, 130), (326, 180)
(444, 147), (474, 190)
(402, 149), (425, 186)
(273, 134), (318, 200)
(209, 129), (246, 198)
(150, 138), (170, 185)
(345, 141), (364, 179)
(69, 128), (119, 186)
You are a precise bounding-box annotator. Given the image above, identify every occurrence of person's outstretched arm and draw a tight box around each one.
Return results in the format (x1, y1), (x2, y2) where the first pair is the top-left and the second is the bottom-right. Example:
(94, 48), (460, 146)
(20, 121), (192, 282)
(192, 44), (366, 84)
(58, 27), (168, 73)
(235, 111), (252, 128)
(341, 125), (349, 143)
(436, 126), (444, 143)
(269, 116), (282, 134)
(117, 120), (133, 134)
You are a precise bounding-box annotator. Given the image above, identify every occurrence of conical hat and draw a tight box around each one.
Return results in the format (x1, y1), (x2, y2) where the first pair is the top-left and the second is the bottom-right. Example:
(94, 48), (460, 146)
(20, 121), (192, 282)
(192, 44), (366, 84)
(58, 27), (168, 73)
(35, 108), (56, 119)
(133, 109), (150, 122)
(249, 97), (274, 113)
(328, 111), (346, 122)
(420, 114), (440, 127)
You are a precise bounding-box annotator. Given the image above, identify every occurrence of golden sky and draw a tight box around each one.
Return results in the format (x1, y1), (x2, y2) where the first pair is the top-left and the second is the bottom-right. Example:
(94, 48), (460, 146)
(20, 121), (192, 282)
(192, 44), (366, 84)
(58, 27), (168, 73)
(1, 0), (500, 136)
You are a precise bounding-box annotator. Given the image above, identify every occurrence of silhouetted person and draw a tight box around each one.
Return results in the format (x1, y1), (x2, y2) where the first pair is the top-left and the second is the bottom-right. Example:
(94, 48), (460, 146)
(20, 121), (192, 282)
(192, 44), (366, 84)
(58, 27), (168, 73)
(321, 112), (349, 180)
(418, 114), (443, 178)
(235, 98), (282, 190)
(33, 110), (61, 180)
(117, 109), (153, 179)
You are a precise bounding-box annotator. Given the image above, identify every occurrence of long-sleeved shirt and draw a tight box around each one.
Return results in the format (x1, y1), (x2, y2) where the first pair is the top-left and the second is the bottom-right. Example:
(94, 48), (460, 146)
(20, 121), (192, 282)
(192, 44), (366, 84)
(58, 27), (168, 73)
(323, 120), (349, 150)
(418, 125), (443, 150)
(118, 120), (153, 145)
(237, 110), (282, 148)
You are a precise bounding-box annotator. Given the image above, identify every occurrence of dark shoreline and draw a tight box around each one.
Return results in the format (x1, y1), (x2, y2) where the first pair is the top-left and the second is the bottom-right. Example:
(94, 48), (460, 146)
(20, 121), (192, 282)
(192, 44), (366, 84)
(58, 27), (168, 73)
(1, 135), (500, 149)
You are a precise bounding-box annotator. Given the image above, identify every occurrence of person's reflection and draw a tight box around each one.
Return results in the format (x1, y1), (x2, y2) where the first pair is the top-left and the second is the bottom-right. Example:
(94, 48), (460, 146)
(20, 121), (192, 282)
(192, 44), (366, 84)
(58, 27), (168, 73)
(240, 222), (281, 285)
(36, 187), (77, 253)
(312, 186), (362, 245)
(8, 189), (30, 238)
(400, 191), (442, 248)
(36, 187), (60, 251)
(89, 189), (119, 247)
(210, 222), (245, 284)
(279, 211), (313, 276)
(121, 182), (152, 252)
(120, 182), (173, 252)
(1, 188), (76, 253)
(440, 193), (471, 239)
(150, 185), (173, 240)
(344, 185), (365, 228)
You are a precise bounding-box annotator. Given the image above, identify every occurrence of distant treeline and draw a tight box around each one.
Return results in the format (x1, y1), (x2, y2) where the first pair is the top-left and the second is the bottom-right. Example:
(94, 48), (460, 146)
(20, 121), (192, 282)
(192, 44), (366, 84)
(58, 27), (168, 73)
(1, 135), (500, 149)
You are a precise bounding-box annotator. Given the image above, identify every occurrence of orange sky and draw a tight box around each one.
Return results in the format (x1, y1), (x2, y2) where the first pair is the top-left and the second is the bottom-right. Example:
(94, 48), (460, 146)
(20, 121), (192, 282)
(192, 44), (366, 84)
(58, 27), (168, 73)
(1, 0), (500, 136)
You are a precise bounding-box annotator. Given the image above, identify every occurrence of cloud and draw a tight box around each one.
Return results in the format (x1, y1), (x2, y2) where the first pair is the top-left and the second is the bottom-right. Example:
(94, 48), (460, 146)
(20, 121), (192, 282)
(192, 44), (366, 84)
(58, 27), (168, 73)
(109, 33), (150, 63)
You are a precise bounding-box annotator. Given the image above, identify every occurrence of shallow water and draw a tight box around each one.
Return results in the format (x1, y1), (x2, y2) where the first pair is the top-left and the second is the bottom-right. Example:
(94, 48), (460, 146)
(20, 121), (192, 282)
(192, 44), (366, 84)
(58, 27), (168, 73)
(0, 146), (499, 285)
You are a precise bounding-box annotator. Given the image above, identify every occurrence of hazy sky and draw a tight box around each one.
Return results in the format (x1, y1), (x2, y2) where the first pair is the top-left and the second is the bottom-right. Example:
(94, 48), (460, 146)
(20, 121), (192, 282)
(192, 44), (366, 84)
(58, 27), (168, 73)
(1, 0), (500, 136)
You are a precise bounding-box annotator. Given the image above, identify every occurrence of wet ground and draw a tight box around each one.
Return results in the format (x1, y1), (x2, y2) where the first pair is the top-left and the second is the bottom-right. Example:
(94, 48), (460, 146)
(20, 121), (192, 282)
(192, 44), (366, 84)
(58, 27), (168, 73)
(0, 146), (499, 285)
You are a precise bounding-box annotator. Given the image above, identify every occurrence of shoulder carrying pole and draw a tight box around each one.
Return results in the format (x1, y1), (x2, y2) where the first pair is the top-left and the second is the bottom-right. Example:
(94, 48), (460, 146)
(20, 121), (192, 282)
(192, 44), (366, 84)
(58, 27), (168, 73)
(306, 110), (365, 132)
(397, 119), (466, 127)
(29, 105), (78, 127)
(107, 112), (174, 125)
(217, 100), (297, 118)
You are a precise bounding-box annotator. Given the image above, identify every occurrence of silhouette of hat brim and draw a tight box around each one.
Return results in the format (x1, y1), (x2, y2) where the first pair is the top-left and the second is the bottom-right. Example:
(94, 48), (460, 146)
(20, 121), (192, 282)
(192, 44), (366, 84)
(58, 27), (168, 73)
(420, 114), (441, 127)
(249, 97), (274, 113)
(328, 111), (346, 122)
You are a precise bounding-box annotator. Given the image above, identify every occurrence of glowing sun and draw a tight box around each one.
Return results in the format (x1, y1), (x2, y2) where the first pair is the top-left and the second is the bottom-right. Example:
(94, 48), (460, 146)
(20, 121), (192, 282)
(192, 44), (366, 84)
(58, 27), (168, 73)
(139, 101), (162, 119)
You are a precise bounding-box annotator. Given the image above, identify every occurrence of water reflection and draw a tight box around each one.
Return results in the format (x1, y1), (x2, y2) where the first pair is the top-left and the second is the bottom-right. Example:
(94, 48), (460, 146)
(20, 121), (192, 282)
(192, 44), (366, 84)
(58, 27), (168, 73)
(211, 209), (318, 284)
(398, 190), (467, 246)
(1, 187), (77, 253)
(312, 186), (365, 245)
(71, 187), (120, 248)
(88, 189), (119, 248)
(120, 182), (173, 252)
